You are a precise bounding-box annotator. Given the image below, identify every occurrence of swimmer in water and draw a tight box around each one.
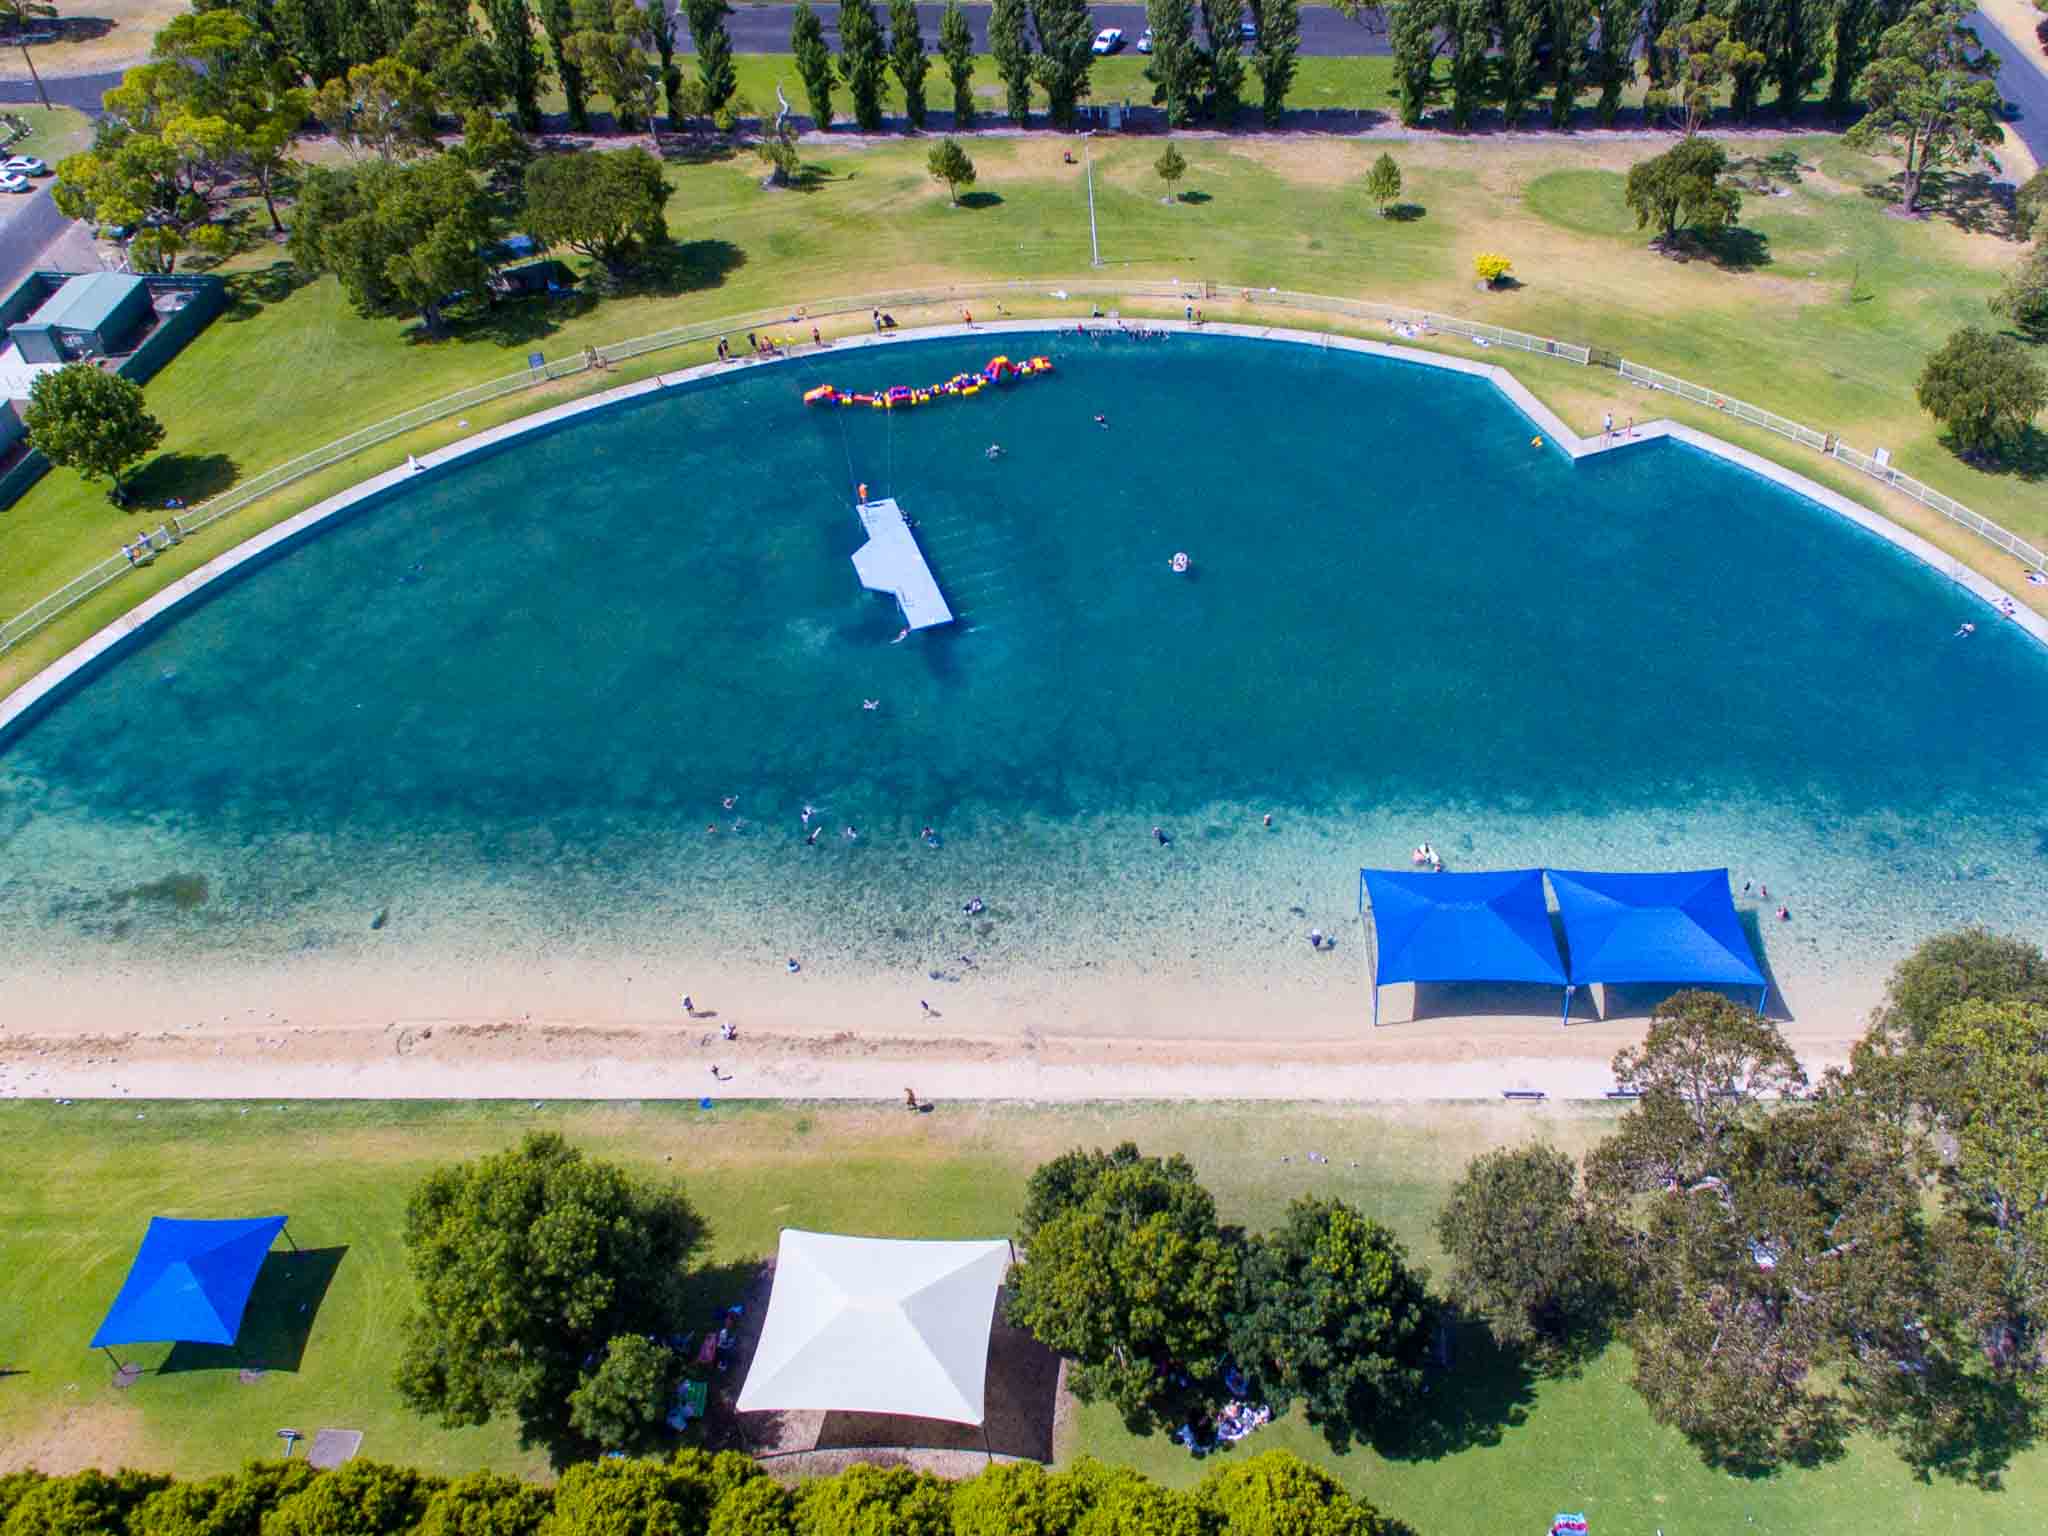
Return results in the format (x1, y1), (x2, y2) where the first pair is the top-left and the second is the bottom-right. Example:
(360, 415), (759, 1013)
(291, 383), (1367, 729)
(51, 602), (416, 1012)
(1956, 622), (1977, 637)
(722, 796), (737, 810)
(891, 628), (910, 645)
(801, 806), (814, 825)
(863, 698), (880, 710)
(844, 825), (859, 840)
(1153, 826), (1171, 846)
(1263, 813), (1272, 828)
(986, 443), (1003, 459)
(806, 826), (823, 846)
(1094, 414), (1108, 428)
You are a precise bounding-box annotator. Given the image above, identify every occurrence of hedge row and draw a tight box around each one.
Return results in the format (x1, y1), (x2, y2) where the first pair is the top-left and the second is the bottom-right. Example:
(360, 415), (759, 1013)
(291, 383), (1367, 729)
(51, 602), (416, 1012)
(0, 1446), (1404, 1536)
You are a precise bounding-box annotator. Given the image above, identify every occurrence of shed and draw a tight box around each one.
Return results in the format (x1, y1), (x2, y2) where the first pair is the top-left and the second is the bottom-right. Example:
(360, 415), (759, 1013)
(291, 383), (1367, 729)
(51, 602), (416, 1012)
(10, 273), (150, 363)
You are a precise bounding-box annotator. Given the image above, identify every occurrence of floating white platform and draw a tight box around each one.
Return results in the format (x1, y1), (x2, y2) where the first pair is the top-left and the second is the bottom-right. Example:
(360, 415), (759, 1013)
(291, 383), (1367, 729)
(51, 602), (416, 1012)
(851, 497), (954, 630)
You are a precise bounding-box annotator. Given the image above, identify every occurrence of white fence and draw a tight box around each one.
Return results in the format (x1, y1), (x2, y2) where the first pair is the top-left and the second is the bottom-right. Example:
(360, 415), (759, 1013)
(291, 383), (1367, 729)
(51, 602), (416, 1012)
(7, 278), (2037, 658)
(1616, 359), (2048, 578)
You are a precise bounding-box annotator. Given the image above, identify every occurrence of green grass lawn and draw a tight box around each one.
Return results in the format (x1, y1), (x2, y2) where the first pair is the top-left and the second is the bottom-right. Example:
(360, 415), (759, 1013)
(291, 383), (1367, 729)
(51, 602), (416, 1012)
(2, 125), (2042, 700)
(3, 105), (93, 167)
(2, 1100), (2044, 1535)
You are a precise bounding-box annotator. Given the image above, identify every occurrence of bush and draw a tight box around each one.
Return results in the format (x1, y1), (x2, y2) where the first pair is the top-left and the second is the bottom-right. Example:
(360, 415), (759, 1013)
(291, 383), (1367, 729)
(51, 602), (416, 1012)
(1474, 252), (1513, 284)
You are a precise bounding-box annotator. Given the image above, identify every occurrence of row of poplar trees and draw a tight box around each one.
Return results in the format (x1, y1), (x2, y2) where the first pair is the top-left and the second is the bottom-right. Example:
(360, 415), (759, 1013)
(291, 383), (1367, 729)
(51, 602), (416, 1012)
(1389, 0), (1919, 129)
(206, 0), (749, 133)
(788, 0), (1303, 134)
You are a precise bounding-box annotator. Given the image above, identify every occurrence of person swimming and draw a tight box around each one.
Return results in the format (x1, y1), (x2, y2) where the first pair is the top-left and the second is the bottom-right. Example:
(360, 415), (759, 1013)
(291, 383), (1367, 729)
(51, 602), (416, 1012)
(891, 627), (910, 644)
(801, 805), (814, 825)
(1094, 414), (1109, 428)
(844, 825), (859, 840)
(863, 698), (880, 710)
(1170, 552), (1190, 573)
(986, 443), (1003, 459)
(1956, 621), (1977, 637)
(1153, 826), (1171, 846)
(721, 796), (737, 810)
(806, 826), (823, 845)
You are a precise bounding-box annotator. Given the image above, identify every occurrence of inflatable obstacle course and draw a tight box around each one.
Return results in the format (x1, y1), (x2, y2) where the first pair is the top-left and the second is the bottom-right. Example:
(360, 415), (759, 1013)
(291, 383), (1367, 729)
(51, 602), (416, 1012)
(804, 355), (1053, 409)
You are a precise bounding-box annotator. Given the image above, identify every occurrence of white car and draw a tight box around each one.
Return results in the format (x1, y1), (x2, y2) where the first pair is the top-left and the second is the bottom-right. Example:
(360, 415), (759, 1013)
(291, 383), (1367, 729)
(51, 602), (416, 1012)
(1137, 28), (1153, 52)
(0, 172), (30, 194)
(0, 155), (48, 177)
(1091, 27), (1123, 53)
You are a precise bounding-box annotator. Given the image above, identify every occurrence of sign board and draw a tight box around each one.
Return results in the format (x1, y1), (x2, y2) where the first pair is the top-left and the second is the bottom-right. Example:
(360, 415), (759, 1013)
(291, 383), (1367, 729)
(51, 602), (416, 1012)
(528, 351), (545, 371)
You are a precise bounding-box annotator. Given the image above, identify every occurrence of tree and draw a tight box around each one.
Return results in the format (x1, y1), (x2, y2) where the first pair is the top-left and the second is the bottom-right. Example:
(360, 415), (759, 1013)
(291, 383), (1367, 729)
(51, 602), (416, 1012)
(1828, 0), (1909, 120)
(1588, 0), (1633, 123)
(23, 365), (165, 505)
(707, 1478), (796, 1536)
(1473, 250), (1512, 283)
(1388, 0), (1444, 125)
(1006, 1144), (1241, 1435)
(310, 57), (438, 160)
(938, 0), (975, 125)
(1915, 327), (2048, 460)
(548, 1453), (756, 1536)
(457, 106), (532, 192)
(1, 1471), (171, 1536)
(1869, 928), (2048, 1050)
(1659, 13), (1767, 133)
(414, 1473), (550, 1536)
(1624, 136), (1743, 247)
(641, 0), (682, 126)
(989, 0), (1034, 121)
(481, 0), (547, 130)
(839, 0), (889, 131)
(1146, 0), (1199, 127)
(886, 0), (929, 128)
(926, 135), (975, 202)
(792, 1464), (953, 1536)
(537, 0), (588, 129)
(1446, 0), (1491, 129)
(392, 1132), (703, 1457)
(1540, 0), (1594, 127)
(685, 0), (738, 114)
(2017, 169), (2048, 240)
(1230, 1198), (1432, 1452)
(757, 115), (801, 184)
(1205, 0), (1247, 122)
(791, 1), (836, 128)
(1847, 0), (2003, 215)
(1989, 244), (2048, 334)
(0, 0), (57, 112)
(1030, 0), (1095, 128)
(1251, 0), (1301, 125)
(566, 7), (658, 133)
(564, 1335), (681, 1453)
(1195, 1451), (1387, 1536)
(131, 1461), (318, 1536)
(289, 155), (493, 332)
(948, 1462), (1088, 1536)
(1759, 0), (1829, 113)
(264, 1463), (440, 1536)
(1436, 1144), (1615, 1364)
(1364, 149), (1401, 215)
(1498, 0), (1543, 129)
(399, 9), (508, 115)
(1153, 139), (1186, 202)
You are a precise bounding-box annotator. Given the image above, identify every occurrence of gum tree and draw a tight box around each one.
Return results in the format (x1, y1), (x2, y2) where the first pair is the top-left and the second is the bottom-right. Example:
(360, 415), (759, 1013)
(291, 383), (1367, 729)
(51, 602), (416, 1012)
(1847, 0), (2003, 215)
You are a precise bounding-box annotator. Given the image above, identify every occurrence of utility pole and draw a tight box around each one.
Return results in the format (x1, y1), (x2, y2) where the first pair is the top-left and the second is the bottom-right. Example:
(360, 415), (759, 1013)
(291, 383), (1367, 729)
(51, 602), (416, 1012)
(1083, 131), (1102, 268)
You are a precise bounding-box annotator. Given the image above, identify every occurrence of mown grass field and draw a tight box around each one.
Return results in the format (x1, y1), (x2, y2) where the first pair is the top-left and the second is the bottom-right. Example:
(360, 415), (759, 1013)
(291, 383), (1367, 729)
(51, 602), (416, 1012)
(2, 1100), (2044, 1535)
(2, 118), (2041, 701)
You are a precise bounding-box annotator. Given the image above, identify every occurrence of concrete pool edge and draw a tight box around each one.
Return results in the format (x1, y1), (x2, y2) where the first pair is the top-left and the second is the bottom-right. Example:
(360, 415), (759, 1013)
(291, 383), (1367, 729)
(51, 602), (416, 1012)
(3, 317), (2041, 742)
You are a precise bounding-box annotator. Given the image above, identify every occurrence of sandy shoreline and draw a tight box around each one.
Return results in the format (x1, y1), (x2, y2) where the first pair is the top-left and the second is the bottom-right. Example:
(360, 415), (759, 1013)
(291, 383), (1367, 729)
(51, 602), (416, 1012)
(0, 951), (1882, 1102)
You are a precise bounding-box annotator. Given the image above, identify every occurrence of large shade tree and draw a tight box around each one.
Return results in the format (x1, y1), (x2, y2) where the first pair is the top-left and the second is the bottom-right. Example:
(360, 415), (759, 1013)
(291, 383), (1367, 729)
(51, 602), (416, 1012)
(1847, 0), (2003, 215)
(393, 1132), (704, 1457)
(22, 365), (165, 504)
(1006, 1143), (1241, 1435)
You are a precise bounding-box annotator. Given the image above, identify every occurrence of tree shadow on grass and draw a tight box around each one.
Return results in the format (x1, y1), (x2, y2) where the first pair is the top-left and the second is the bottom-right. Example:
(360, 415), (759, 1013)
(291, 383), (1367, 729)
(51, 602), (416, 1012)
(956, 190), (1003, 210)
(445, 287), (598, 349)
(1367, 1320), (1539, 1462)
(1703, 225), (1772, 271)
(623, 238), (746, 297)
(1883, 1367), (2043, 1491)
(1861, 171), (2021, 238)
(656, 133), (740, 167)
(1938, 423), (2048, 483)
(127, 451), (238, 508)
(222, 261), (314, 322)
(158, 1247), (347, 1376)
(1177, 190), (1212, 206)
(1385, 202), (1427, 222)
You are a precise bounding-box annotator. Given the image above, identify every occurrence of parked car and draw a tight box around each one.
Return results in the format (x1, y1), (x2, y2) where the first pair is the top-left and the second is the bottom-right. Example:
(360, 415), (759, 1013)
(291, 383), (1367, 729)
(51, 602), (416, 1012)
(0, 172), (31, 194)
(1137, 28), (1153, 52)
(1091, 26), (1123, 53)
(0, 155), (48, 177)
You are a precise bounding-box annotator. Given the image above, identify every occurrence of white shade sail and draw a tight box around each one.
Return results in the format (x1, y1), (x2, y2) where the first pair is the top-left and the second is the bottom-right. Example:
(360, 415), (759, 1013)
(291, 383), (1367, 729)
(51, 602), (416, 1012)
(735, 1229), (1014, 1425)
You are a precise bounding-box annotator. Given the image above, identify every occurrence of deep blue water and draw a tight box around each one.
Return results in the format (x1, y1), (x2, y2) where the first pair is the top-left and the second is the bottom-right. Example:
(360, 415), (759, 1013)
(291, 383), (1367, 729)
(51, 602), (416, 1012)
(4, 332), (2045, 994)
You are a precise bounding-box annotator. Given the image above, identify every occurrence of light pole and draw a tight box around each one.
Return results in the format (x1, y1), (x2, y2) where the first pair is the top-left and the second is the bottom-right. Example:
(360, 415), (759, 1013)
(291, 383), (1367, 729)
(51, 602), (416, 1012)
(1083, 130), (1102, 269)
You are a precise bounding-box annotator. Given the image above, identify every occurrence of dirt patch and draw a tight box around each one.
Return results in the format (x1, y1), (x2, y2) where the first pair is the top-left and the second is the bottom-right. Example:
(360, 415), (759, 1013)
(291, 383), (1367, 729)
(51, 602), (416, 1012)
(0, 1401), (157, 1475)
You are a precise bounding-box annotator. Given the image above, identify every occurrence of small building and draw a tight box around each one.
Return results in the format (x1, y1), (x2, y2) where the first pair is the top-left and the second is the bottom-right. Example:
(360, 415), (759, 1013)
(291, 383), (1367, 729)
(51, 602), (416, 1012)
(8, 272), (151, 363)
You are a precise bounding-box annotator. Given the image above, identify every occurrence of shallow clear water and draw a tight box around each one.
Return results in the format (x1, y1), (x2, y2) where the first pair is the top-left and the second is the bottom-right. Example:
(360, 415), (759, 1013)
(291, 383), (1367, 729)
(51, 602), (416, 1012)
(4, 332), (2046, 1007)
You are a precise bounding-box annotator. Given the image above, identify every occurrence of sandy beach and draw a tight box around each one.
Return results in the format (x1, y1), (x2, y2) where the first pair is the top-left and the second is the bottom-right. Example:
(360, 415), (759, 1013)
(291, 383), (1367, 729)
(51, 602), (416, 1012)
(0, 948), (1883, 1102)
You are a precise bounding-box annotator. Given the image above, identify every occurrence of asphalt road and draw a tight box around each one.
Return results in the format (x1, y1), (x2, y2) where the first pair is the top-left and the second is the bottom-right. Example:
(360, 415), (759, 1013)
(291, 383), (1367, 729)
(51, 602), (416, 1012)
(0, 71), (120, 113)
(1971, 8), (2048, 173)
(711, 4), (1391, 55)
(0, 185), (74, 292)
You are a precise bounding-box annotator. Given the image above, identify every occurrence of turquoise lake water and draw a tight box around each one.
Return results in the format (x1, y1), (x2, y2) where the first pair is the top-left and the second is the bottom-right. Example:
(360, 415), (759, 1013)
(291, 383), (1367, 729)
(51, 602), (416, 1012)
(3, 331), (2046, 1005)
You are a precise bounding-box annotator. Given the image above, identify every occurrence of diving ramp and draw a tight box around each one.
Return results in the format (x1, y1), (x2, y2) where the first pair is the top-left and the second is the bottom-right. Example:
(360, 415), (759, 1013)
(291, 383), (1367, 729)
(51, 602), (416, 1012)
(851, 497), (954, 631)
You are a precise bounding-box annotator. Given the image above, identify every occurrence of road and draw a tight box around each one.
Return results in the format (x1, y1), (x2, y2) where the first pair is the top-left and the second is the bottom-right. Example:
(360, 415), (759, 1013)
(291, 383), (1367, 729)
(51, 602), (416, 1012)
(0, 185), (76, 292)
(1971, 8), (2048, 178)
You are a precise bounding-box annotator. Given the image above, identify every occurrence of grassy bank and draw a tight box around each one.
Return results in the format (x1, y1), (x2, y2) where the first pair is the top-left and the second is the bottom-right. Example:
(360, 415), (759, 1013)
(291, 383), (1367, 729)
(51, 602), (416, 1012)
(2, 126), (2042, 702)
(1, 1099), (2043, 1535)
